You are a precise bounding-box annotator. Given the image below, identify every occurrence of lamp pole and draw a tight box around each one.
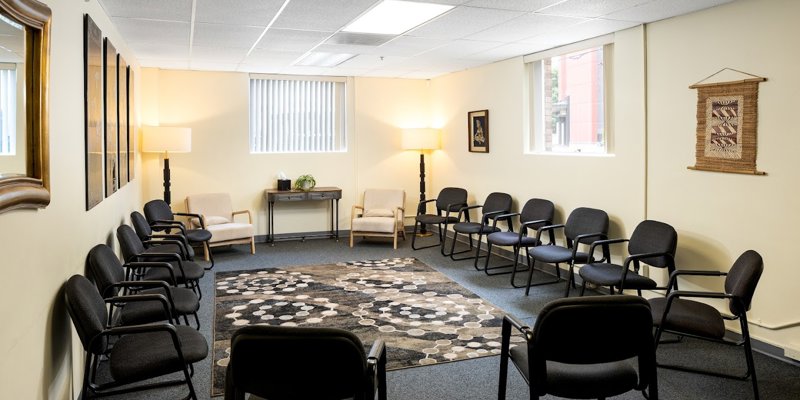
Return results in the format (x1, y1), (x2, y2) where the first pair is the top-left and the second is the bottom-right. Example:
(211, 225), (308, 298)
(163, 151), (171, 204)
(418, 151), (429, 235)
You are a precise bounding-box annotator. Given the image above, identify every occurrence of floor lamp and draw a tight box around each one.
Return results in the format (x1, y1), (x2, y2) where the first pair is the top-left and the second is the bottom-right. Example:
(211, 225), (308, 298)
(142, 126), (192, 205)
(402, 128), (440, 236)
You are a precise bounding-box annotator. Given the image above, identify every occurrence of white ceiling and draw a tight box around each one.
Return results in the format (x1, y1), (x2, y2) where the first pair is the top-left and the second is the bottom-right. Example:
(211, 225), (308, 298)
(98, 0), (734, 79)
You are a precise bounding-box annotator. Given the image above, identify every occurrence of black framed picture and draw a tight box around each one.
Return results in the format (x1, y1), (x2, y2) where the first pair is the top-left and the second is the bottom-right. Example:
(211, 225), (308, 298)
(103, 37), (118, 196)
(468, 109), (489, 153)
(84, 14), (103, 209)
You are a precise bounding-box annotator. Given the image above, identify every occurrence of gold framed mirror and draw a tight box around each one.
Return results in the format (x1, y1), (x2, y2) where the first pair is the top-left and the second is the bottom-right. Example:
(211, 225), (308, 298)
(0, 0), (50, 214)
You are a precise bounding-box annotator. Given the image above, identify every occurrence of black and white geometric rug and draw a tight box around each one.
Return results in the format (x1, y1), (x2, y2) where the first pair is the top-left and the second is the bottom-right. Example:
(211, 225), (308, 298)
(211, 257), (515, 396)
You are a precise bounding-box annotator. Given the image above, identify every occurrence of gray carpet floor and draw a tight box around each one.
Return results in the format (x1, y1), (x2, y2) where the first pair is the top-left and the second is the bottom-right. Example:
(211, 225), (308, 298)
(96, 236), (800, 399)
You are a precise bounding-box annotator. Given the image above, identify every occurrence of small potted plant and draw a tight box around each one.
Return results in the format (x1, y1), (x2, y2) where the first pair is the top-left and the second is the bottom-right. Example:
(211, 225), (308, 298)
(294, 174), (316, 191)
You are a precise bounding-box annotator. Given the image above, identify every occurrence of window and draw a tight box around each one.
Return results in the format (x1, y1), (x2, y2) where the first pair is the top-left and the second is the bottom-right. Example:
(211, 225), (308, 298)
(249, 75), (349, 153)
(0, 64), (16, 156)
(526, 40), (612, 154)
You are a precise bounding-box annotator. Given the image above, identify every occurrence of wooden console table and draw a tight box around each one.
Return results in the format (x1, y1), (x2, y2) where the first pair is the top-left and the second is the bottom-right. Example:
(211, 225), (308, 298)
(264, 186), (341, 244)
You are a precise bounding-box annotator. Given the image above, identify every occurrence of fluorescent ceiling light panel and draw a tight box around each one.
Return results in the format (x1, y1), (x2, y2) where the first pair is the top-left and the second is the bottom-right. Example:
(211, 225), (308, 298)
(296, 52), (356, 67)
(343, 1), (454, 35)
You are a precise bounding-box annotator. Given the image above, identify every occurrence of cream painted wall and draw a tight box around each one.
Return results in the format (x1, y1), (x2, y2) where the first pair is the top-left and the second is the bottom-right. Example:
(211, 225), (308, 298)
(429, 26), (646, 245)
(0, 1), (143, 399)
(646, 0), (800, 354)
(140, 71), (430, 236)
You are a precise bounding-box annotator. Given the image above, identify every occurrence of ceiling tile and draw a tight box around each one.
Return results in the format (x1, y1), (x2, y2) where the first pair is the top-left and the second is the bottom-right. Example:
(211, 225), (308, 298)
(467, 13), (586, 42)
(100, 0), (192, 22)
(420, 39), (503, 58)
(338, 54), (408, 69)
(192, 23), (264, 48)
(604, 0), (735, 23)
(407, 6), (524, 39)
(464, 0), (563, 12)
(540, 0), (652, 19)
(255, 29), (332, 52)
(195, 0), (286, 26)
(130, 43), (190, 59)
(138, 58), (190, 70)
(376, 36), (451, 57)
(245, 49), (305, 67)
(190, 61), (242, 72)
(272, 0), (378, 32)
(191, 46), (250, 63)
(112, 17), (190, 46)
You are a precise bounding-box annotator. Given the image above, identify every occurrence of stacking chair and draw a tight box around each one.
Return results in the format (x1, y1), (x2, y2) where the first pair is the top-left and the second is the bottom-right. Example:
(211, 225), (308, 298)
(499, 295), (658, 400)
(117, 224), (204, 299)
(579, 220), (678, 296)
(525, 207), (609, 296)
(650, 250), (763, 400)
(87, 244), (201, 329)
(224, 325), (387, 400)
(64, 275), (208, 399)
(411, 187), (468, 250)
(144, 199), (215, 269)
(350, 188), (406, 249)
(130, 211), (196, 261)
(443, 192), (512, 261)
(481, 198), (554, 282)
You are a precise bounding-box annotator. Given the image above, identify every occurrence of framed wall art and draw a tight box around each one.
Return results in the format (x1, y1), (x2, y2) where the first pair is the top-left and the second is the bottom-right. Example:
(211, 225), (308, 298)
(84, 14), (103, 210)
(118, 53), (128, 187)
(103, 37), (118, 196)
(468, 109), (489, 153)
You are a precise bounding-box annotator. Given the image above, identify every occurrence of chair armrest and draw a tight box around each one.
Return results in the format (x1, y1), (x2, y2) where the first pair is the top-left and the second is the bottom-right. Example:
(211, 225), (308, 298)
(492, 212), (520, 230)
(416, 199), (437, 215)
(133, 254), (187, 280)
(352, 205), (364, 220)
(456, 204), (482, 222)
(232, 210), (252, 224)
(534, 223), (565, 242)
(502, 314), (533, 341)
(144, 239), (189, 258)
(588, 238), (629, 263)
(665, 269), (727, 292)
(367, 339), (386, 362)
(482, 209), (507, 224)
(104, 279), (171, 297)
(105, 293), (174, 323)
(125, 261), (177, 284)
(571, 232), (608, 260)
(153, 219), (187, 229)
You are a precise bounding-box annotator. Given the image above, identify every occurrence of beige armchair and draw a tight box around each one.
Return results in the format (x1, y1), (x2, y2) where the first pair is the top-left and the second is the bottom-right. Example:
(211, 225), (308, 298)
(350, 189), (405, 249)
(185, 193), (256, 258)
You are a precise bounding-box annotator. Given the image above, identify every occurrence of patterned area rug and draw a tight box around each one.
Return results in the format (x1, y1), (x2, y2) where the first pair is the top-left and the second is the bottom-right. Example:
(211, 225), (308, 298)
(211, 257), (508, 396)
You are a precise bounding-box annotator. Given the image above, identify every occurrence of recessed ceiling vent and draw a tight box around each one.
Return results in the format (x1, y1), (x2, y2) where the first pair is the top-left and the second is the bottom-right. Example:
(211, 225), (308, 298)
(326, 32), (395, 46)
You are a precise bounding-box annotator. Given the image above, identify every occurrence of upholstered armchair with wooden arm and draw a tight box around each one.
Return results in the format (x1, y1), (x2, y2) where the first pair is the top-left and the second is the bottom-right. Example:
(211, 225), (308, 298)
(185, 193), (256, 257)
(350, 189), (406, 249)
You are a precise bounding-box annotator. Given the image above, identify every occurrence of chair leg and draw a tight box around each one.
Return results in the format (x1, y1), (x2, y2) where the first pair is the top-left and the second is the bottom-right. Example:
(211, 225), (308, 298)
(411, 221), (442, 250)
(741, 316), (760, 400)
(498, 318), (511, 400)
(564, 261), (577, 297)
(250, 238), (255, 254)
(204, 242), (215, 270)
(393, 231), (398, 249)
(350, 232), (354, 247)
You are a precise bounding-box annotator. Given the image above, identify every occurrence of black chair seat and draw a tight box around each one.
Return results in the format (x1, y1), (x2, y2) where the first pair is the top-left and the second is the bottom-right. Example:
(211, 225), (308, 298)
(528, 245), (591, 264)
(186, 229), (212, 242)
(510, 345), (639, 398)
(452, 221), (501, 235)
(144, 260), (205, 283)
(487, 231), (540, 247)
(579, 263), (657, 289)
(650, 297), (725, 339)
(119, 287), (200, 325)
(110, 324), (208, 383)
(145, 242), (195, 260)
(415, 214), (458, 225)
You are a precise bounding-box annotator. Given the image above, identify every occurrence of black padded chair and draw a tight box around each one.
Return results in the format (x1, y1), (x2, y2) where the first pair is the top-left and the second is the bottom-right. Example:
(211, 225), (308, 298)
(87, 244), (201, 329)
(444, 192), (513, 261)
(144, 199), (215, 269)
(525, 207), (609, 297)
(117, 224), (204, 299)
(650, 250), (763, 400)
(481, 198), (555, 282)
(64, 274), (208, 399)
(411, 187), (468, 251)
(131, 211), (196, 261)
(499, 295), (658, 400)
(579, 220), (678, 296)
(224, 325), (387, 400)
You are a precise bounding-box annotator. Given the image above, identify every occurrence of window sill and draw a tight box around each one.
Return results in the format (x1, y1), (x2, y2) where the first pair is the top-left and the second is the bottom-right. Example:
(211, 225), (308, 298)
(525, 151), (615, 158)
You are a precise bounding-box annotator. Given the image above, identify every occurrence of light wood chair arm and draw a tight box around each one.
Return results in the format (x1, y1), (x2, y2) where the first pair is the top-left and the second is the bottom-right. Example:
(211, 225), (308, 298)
(232, 209), (252, 224)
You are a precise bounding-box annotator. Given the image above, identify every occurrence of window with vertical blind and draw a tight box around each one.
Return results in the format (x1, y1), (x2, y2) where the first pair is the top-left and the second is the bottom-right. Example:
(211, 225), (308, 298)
(0, 64), (17, 156)
(249, 75), (349, 153)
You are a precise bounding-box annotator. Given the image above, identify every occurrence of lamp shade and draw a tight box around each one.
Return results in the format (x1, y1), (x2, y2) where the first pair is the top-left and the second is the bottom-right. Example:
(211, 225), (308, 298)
(142, 126), (192, 153)
(401, 128), (440, 150)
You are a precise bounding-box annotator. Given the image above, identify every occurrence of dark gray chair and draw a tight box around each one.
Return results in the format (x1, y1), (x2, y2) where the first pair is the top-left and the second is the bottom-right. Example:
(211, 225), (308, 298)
(579, 220), (678, 296)
(650, 250), (763, 400)
(481, 198), (555, 282)
(499, 295), (658, 400)
(444, 192), (513, 261)
(525, 207), (609, 297)
(131, 211), (196, 261)
(224, 325), (387, 400)
(87, 244), (200, 329)
(144, 199), (215, 269)
(117, 224), (204, 299)
(411, 187), (468, 250)
(64, 274), (208, 399)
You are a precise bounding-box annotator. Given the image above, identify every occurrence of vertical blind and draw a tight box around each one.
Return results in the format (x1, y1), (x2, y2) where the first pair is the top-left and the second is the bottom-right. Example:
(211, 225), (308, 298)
(0, 66), (16, 155)
(250, 77), (347, 153)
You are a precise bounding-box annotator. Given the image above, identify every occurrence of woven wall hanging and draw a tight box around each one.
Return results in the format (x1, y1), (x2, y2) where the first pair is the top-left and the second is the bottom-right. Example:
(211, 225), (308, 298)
(687, 68), (767, 175)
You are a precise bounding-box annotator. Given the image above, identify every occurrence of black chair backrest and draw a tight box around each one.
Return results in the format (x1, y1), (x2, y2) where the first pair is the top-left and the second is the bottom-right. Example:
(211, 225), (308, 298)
(144, 199), (174, 224)
(725, 250), (763, 316)
(86, 244), (125, 297)
(227, 325), (370, 400)
(117, 224), (146, 262)
(519, 198), (554, 231)
(130, 211), (154, 241)
(482, 192), (512, 217)
(530, 295), (655, 389)
(564, 207), (609, 245)
(434, 187), (467, 214)
(628, 220), (678, 268)
(64, 275), (109, 355)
